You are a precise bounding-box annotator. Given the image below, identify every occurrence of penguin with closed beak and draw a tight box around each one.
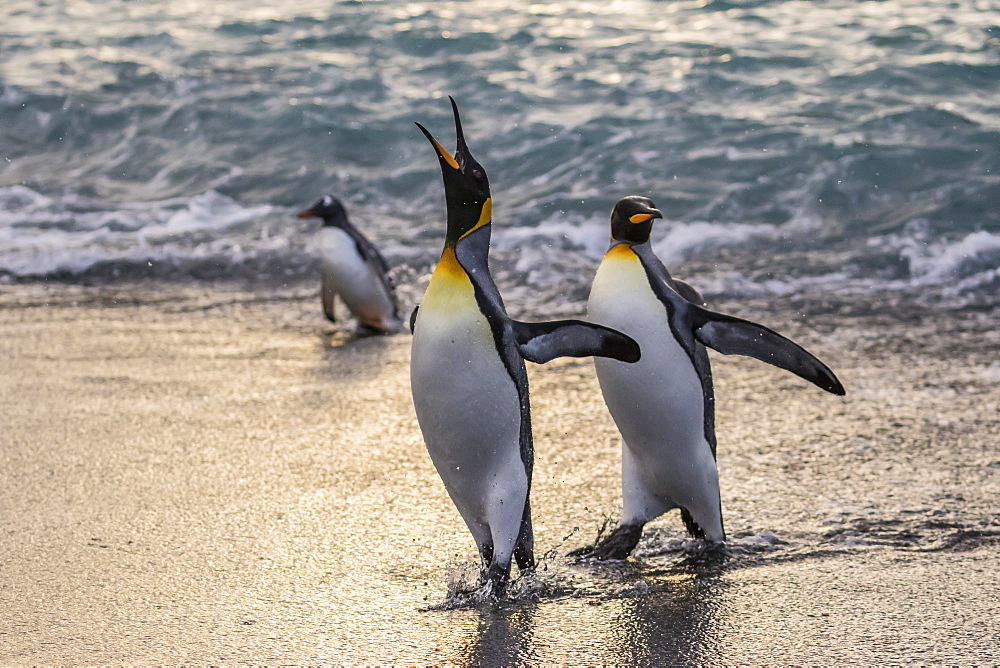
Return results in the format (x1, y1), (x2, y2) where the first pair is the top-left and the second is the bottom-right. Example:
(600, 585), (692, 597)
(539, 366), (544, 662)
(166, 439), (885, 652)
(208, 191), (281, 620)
(297, 196), (402, 334)
(409, 100), (641, 596)
(581, 195), (845, 559)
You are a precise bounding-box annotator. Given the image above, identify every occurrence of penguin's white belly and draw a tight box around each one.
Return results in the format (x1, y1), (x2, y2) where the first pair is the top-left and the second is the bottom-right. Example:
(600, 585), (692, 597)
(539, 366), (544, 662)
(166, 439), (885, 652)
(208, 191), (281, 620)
(410, 256), (525, 538)
(588, 249), (716, 515)
(318, 228), (395, 327)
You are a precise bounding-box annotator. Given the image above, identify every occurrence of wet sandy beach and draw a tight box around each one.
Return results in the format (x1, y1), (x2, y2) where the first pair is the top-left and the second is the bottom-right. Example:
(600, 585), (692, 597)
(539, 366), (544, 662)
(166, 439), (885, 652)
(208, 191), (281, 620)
(1, 283), (998, 663)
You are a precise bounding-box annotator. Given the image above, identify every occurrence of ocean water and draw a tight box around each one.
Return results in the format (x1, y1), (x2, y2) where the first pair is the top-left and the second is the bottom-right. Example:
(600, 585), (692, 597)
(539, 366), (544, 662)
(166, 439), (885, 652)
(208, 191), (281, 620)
(2, 0), (998, 312)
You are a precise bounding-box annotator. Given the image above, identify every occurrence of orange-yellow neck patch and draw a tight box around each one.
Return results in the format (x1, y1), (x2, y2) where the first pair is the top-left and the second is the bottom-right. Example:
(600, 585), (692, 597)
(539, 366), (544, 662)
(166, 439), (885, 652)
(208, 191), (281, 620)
(423, 246), (475, 313)
(432, 246), (466, 280)
(604, 243), (638, 262)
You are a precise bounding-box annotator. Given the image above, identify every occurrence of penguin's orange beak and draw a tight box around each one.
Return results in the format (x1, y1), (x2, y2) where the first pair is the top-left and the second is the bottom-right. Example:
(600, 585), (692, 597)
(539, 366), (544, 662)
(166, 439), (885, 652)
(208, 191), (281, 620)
(629, 210), (662, 224)
(416, 96), (480, 174)
(415, 123), (460, 170)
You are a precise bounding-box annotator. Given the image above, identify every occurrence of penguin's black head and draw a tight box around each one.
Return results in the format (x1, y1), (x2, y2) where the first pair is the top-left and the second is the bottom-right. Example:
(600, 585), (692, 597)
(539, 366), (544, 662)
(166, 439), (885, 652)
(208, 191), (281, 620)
(415, 97), (492, 245)
(297, 195), (348, 228)
(610, 196), (663, 244)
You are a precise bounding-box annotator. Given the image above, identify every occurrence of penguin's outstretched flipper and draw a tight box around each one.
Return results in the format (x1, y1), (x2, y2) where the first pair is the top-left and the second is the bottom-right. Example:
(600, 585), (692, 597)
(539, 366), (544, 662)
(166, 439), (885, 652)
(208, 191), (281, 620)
(690, 308), (845, 395)
(512, 319), (641, 365)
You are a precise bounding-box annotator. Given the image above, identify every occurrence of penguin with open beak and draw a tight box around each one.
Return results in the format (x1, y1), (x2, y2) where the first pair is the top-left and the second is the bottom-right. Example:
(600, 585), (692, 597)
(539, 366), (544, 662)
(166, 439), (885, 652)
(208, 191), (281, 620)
(409, 99), (641, 597)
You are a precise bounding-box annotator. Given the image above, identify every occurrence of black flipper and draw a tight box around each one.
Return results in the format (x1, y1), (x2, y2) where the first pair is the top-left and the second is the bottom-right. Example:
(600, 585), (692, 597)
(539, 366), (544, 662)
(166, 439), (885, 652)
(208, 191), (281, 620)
(339, 222), (400, 319)
(338, 219), (391, 278)
(321, 273), (337, 323)
(512, 319), (640, 365)
(673, 279), (706, 306)
(409, 305), (419, 334)
(690, 308), (845, 395)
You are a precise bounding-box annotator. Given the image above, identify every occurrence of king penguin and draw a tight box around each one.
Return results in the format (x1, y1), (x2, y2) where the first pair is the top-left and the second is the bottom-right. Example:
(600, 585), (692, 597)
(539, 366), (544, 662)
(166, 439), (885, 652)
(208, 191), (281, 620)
(409, 99), (641, 596)
(581, 195), (845, 559)
(297, 196), (402, 334)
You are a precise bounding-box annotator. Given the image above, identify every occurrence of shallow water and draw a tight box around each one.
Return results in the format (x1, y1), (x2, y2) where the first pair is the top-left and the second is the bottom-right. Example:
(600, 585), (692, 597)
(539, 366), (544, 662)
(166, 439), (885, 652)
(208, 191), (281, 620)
(1, 286), (997, 662)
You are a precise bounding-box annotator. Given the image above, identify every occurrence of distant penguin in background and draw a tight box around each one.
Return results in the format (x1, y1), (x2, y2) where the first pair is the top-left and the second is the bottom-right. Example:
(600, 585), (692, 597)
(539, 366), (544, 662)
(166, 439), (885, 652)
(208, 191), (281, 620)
(410, 99), (641, 596)
(297, 196), (402, 334)
(581, 195), (845, 559)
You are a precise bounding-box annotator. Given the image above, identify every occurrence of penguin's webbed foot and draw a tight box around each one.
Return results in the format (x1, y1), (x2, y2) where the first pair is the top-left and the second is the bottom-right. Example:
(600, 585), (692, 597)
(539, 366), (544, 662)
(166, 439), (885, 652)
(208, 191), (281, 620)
(513, 544), (535, 573)
(353, 323), (393, 337)
(571, 524), (643, 561)
(479, 562), (510, 601)
(675, 540), (729, 575)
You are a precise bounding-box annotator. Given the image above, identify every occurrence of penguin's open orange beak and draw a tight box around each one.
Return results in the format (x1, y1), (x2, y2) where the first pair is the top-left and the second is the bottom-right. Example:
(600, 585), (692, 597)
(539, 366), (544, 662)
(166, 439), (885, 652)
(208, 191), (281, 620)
(417, 125), (460, 170)
(416, 124), (461, 172)
(415, 96), (479, 174)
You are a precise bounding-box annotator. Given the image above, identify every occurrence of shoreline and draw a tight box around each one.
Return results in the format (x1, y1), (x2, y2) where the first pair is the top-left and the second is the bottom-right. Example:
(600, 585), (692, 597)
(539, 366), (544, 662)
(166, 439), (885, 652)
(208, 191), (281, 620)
(2, 282), (998, 662)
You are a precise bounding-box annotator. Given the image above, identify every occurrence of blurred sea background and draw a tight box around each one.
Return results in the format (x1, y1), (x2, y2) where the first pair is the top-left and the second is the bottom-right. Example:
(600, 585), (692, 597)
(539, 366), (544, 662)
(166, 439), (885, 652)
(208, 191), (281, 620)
(2, 0), (998, 315)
